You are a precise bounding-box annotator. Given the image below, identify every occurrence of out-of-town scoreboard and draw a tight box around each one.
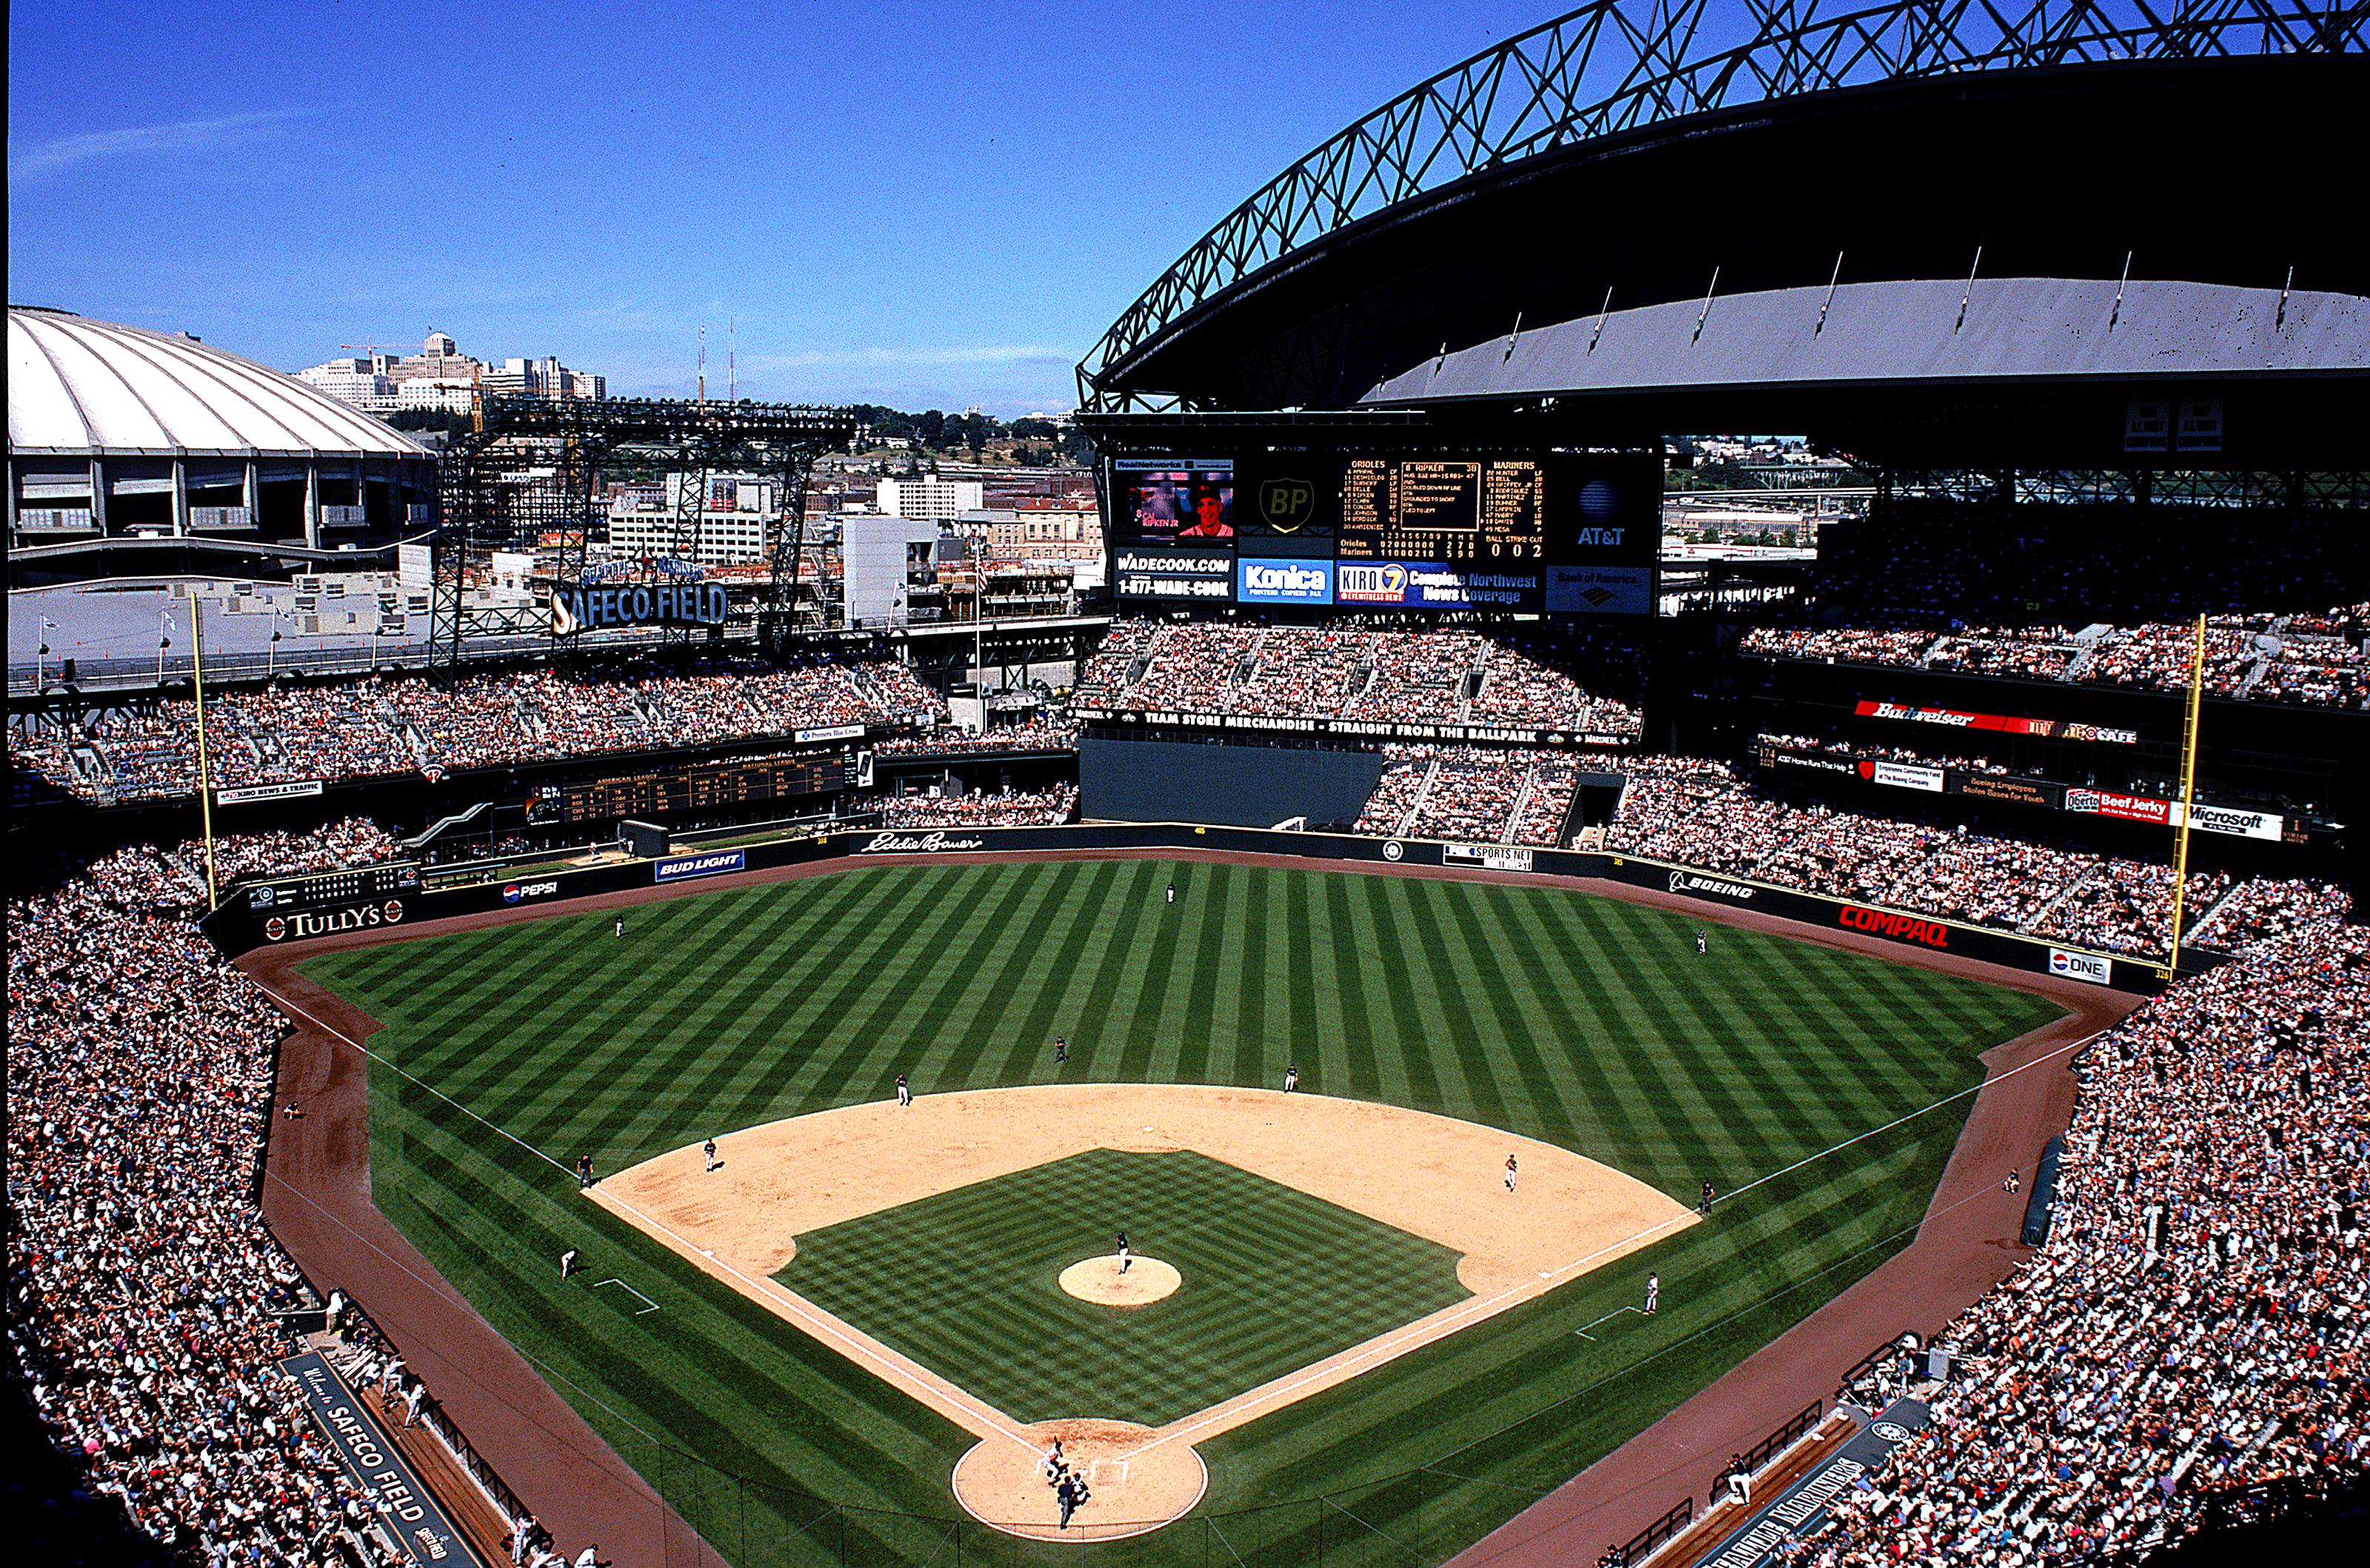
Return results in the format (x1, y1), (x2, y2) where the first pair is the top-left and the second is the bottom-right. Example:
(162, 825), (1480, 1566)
(242, 861), (420, 912)
(557, 750), (849, 824)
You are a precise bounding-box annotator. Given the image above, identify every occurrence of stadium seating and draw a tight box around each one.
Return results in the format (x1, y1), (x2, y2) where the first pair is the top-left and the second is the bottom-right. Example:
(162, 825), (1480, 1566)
(1742, 601), (2369, 710)
(7, 657), (949, 803)
(1797, 922), (2369, 1564)
(1074, 621), (1642, 737)
(7, 854), (549, 1567)
(878, 784), (1078, 827)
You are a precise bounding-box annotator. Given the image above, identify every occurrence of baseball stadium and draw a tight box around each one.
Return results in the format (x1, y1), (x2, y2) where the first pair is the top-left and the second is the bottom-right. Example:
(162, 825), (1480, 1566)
(10, 5), (2370, 1568)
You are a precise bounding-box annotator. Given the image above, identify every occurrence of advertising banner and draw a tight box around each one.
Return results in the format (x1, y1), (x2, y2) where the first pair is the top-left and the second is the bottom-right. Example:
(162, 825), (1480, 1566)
(1953, 773), (2065, 809)
(1444, 843), (1536, 873)
(218, 780), (325, 806)
(1694, 1400), (1931, 1568)
(2050, 948), (2114, 985)
(1113, 546), (1235, 603)
(1334, 560), (1538, 609)
(1865, 760), (1944, 793)
(2066, 788), (2174, 827)
(2177, 802), (2284, 841)
(1070, 704), (1630, 750)
(1544, 563), (1654, 615)
(794, 723), (867, 744)
(1237, 556), (1335, 605)
(1855, 701), (2137, 745)
(653, 849), (747, 883)
(281, 1352), (469, 1567)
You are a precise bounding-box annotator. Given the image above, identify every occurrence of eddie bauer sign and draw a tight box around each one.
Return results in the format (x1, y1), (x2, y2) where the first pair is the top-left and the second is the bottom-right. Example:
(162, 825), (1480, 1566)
(261, 900), (405, 942)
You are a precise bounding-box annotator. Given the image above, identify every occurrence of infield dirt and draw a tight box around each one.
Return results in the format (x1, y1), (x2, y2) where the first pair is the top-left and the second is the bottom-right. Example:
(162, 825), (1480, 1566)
(590, 1083), (1695, 1534)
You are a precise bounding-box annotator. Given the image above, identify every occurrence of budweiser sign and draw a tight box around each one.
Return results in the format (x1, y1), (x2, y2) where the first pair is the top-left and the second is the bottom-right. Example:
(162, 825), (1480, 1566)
(1855, 701), (2136, 745)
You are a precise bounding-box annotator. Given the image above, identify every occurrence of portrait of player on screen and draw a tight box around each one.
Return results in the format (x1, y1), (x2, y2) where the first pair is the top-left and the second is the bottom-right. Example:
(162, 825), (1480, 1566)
(1178, 478), (1235, 538)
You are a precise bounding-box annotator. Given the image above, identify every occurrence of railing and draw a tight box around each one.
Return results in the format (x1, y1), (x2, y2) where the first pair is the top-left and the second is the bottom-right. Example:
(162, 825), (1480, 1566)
(1620, 1496), (1693, 1566)
(1717, 1398), (1825, 1503)
(336, 1299), (538, 1537)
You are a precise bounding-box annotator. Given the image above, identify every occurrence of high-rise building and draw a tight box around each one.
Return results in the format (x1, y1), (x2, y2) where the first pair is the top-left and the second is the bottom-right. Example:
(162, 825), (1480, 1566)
(876, 475), (985, 521)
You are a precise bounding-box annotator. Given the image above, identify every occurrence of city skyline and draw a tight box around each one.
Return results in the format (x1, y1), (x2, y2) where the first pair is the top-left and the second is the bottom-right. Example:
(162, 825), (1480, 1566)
(7, 0), (1552, 414)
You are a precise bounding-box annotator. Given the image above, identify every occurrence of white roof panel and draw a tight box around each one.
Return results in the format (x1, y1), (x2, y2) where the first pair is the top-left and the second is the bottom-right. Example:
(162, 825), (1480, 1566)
(7, 307), (430, 458)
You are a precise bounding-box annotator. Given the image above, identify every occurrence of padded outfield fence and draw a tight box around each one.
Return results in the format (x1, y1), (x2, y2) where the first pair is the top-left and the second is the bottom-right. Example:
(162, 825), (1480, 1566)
(205, 818), (2194, 995)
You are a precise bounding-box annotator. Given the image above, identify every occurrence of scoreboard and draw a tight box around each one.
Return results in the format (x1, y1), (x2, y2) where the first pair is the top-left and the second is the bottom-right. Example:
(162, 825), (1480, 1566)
(244, 860), (419, 912)
(558, 750), (848, 824)
(1111, 444), (1660, 614)
(1335, 457), (1549, 563)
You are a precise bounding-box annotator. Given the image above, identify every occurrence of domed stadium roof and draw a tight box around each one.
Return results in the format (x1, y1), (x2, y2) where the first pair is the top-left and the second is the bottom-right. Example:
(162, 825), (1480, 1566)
(7, 306), (429, 459)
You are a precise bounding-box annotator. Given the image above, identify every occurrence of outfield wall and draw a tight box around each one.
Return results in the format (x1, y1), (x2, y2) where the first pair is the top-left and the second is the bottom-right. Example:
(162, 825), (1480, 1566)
(202, 822), (2205, 995)
(1081, 736), (1389, 828)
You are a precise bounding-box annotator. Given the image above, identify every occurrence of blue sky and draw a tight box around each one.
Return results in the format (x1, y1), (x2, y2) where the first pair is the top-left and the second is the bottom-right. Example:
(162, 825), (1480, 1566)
(9, 1), (1558, 414)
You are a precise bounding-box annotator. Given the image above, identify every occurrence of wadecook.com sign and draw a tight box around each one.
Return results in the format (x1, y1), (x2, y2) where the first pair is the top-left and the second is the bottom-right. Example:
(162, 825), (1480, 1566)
(1837, 905), (1951, 948)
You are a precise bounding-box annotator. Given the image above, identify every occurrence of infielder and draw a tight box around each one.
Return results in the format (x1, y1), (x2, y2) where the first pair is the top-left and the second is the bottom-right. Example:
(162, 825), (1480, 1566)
(703, 1137), (719, 1172)
(1115, 1230), (1132, 1275)
(895, 1073), (912, 1107)
(1643, 1272), (1660, 1315)
(1284, 1064), (1299, 1092)
(1504, 1155), (1519, 1193)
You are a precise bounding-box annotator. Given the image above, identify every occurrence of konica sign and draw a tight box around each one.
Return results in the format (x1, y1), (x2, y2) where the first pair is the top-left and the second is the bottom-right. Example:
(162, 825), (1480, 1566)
(1238, 557), (1335, 604)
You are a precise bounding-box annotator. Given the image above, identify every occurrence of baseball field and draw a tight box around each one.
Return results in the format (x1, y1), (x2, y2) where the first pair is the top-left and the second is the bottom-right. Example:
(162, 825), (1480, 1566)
(297, 855), (2064, 1565)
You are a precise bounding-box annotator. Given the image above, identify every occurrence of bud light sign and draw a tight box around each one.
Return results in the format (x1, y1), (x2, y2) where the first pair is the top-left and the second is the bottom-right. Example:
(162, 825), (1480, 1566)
(1238, 557), (1335, 604)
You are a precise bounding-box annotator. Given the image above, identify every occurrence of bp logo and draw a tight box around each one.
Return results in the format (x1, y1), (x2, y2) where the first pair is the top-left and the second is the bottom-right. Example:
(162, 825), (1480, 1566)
(1258, 477), (1316, 532)
(1872, 1421), (1911, 1443)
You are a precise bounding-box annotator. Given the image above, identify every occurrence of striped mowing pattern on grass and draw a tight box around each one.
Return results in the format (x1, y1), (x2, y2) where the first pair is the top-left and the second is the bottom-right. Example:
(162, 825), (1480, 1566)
(784, 1148), (1468, 1427)
(304, 858), (2063, 1566)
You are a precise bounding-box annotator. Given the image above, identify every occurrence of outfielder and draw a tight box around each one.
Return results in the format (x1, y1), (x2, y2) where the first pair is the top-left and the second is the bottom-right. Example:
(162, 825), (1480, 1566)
(559, 1247), (579, 1280)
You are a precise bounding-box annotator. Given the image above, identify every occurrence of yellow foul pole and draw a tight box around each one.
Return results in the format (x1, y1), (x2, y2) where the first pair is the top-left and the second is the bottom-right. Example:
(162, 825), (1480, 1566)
(2165, 613), (2206, 973)
(189, 588), (220, 911)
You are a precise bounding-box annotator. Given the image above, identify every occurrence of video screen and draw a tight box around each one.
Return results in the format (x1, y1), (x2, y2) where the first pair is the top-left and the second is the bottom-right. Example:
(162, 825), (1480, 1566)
(1115, 459), (1234, 546)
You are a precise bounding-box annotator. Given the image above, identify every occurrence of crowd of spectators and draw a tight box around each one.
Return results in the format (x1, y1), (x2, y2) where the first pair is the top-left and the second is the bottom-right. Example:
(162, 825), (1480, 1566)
(1352, 745), (1595, 846)
(1742, 601), (2369, 710)
(6, 862), (547, 1565)
(874, 720), (1079, 756)
(876, 784), (1079, 828)
(10, 656), (947, 804)
(1788, 921), (2369, 1563)
(1599, 757), (2340, 958)
(1074, 621), (1642, 736)
(1755, 733), (2013, 776)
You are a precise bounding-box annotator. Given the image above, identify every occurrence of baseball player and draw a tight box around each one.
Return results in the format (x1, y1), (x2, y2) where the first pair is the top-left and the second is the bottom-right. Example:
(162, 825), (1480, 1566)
(703, 1137), (719, 1172)
(559, 1247), (579, 1280)
(1284, 1064), (1299, 1092)
(1504, 1155), (1519, 1193)
(1643, 1272), (1660, 1315)
(575, 1153), (595, 1189)
(1056, 1471), (1084, 1529)
(615, 916), (624, 938)
(1695, 928), (1707, 955)
(1166, 881), (1176, 905)
(1039, 1439), (1067, 1487)
(1115, 1230), (1132, 1275)
(1054, 1035), (1069, 1064)
(1698, 1179), (1716, 1215)
(895, 1073), (912, 1107)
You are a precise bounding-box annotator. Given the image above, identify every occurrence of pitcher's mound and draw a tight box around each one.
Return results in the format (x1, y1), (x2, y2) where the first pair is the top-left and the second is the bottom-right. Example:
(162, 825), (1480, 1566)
(951, 1418), (1206, 1541)
(1058, 1255), (1180, 1307)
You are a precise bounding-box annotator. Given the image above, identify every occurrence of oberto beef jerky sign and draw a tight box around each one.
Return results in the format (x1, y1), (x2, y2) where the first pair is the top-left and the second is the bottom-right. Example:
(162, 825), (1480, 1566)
(1695, 1398), (1930, 1568)
(281, 1352), (467, 1565)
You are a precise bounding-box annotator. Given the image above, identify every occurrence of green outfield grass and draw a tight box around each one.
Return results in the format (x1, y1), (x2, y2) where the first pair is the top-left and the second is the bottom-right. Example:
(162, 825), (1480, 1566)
(304, 857), (2063, 1567)
(786, 1148), (1467, 1427)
